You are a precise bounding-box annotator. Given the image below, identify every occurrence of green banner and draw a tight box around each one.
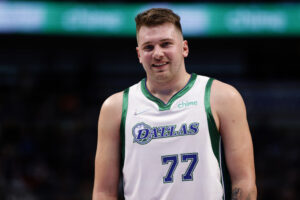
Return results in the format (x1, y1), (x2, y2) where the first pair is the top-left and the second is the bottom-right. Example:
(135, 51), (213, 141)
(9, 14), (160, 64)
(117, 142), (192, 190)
(0, 2), (300, 37)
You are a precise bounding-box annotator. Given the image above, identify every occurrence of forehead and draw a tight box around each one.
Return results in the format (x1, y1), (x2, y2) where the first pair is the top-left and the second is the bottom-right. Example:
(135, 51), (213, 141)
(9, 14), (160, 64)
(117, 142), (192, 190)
(137, 23), (182, 45)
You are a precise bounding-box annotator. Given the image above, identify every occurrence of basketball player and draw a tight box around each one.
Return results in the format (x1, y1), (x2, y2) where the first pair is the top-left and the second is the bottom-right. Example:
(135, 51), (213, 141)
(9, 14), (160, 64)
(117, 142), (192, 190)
(93, 8), (257, 200)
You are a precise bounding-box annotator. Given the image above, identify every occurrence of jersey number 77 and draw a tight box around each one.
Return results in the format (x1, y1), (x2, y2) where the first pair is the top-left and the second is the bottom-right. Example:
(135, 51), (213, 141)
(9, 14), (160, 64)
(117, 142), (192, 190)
(161, 153), (199, 183)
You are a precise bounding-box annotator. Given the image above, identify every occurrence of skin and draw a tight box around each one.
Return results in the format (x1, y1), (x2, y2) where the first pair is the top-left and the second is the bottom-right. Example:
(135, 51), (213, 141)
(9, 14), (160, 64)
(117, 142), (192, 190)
(93, 22), (257, 200)
(93, 92), (122, 200)
(136, 23), (190, 103)
(211, 80), (257, 199)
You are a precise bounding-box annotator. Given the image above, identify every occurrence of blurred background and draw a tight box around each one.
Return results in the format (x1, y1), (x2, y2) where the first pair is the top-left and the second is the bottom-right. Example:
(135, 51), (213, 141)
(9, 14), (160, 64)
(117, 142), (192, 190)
(0, 0), (300, 199)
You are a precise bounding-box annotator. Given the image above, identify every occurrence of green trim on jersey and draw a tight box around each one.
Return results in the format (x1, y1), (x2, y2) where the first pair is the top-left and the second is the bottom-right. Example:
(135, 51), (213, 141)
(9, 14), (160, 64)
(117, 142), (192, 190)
(120, 88), (129, 169)
(141, 73), (197, 111)
(204, 78), (220, 163)
(205, 78), (232, 200)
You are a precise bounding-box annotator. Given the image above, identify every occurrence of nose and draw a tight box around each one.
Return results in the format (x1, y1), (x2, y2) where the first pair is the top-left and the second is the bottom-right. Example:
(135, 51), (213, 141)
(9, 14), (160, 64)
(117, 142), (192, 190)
(153, 46), (163, 60)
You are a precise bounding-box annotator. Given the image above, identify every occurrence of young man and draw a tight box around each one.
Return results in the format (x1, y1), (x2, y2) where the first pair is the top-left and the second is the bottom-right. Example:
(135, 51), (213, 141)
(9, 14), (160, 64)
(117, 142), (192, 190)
(93, 8), (257, 200)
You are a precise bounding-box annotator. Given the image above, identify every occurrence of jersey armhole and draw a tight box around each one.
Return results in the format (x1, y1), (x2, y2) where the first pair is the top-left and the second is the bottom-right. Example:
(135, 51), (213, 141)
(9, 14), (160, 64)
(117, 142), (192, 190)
(204, 78), (220, 161)
(119, 88), (129, 199)
(120, 88), (129, 169)
(205, 78), (232, 200)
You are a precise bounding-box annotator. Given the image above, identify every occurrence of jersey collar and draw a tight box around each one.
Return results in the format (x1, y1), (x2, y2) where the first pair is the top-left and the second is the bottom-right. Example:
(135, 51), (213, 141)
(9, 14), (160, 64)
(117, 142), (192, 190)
(141, 73), (197, 111)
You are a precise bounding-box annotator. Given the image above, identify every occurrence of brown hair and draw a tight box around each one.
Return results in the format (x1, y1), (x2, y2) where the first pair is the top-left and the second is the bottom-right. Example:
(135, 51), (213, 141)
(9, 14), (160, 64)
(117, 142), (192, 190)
(135, 8), (182, 34)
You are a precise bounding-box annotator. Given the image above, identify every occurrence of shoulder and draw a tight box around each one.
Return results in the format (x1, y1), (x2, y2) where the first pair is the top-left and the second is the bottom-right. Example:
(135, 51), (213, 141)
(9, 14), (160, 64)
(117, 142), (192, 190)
(101, 91), (124, 110)
(99, 91), (124, 123)
(210, 79), (247, 126)
(210, 79), (244, 106)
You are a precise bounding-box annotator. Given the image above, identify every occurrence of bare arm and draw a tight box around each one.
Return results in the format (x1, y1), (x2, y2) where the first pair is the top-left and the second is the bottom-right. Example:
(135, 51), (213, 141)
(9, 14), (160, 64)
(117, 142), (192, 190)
(93, 92), (123, 200)
(211, 80), (257, 200)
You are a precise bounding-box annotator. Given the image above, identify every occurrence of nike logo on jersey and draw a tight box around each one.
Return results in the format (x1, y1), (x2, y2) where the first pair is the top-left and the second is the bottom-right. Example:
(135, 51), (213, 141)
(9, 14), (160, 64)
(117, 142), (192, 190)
(134, 109), (150, 116)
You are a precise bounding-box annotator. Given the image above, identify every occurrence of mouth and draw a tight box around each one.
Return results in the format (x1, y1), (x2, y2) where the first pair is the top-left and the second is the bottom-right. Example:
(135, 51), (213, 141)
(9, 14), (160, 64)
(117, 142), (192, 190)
(152, 62), (169, 68)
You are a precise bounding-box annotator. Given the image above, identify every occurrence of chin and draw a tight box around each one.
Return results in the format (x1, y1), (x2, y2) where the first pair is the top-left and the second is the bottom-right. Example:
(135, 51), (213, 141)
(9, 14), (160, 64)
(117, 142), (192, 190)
(153, 72), (173, 82)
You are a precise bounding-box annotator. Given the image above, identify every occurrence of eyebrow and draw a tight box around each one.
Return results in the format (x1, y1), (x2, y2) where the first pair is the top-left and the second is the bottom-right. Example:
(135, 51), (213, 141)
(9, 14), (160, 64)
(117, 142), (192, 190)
(141, 38), (174, 47)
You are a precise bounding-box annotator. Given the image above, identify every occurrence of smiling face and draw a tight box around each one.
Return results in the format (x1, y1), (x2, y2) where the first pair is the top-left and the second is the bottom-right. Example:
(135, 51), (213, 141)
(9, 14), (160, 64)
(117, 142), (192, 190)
(136, 23), (189, 83)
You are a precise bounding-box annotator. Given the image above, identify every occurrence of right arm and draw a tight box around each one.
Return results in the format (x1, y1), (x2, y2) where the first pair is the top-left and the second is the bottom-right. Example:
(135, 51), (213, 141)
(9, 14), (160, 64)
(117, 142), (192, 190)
(92, 92), (123, 200)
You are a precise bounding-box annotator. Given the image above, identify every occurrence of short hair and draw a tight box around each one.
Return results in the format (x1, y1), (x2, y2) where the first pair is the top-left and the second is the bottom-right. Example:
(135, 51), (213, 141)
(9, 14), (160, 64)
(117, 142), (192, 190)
(135, 8), (182, 34)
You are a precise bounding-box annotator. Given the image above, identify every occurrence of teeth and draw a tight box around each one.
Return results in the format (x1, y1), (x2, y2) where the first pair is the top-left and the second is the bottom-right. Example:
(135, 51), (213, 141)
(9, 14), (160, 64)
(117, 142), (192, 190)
(153, 62), (167, 67)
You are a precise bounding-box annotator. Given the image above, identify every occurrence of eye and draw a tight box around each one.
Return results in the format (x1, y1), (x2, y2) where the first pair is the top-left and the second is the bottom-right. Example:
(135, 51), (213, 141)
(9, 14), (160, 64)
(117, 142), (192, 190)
(161, 42), (171, 48)
(143, 45), (153, 51)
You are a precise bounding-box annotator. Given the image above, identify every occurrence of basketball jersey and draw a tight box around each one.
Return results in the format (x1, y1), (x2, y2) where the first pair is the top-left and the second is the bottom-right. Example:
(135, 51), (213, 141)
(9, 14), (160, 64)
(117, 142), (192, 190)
(120, 73), (231, 200)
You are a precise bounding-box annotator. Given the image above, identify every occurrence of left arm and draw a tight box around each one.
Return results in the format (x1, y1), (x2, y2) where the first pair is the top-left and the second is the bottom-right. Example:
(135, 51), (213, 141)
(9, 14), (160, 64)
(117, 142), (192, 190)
(211, 80), (257, 200)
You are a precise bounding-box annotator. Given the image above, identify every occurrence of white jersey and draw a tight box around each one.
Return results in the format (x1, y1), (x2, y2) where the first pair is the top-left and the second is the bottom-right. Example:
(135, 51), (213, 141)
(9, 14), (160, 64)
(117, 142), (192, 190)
(120, 73), (231, 200)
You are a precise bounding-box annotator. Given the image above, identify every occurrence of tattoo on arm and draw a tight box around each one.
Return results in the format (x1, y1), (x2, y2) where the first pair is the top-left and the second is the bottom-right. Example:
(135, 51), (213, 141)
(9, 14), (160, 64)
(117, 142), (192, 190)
(232, 188), (242, 200)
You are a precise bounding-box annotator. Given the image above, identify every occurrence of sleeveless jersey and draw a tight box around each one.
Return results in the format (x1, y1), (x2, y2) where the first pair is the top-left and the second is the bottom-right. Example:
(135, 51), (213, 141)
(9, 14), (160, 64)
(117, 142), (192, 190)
(120, 73), (231, 200)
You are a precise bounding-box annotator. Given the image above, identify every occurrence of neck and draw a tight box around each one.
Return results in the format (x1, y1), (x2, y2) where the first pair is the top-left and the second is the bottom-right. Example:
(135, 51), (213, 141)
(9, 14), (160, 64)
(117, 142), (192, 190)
(146, 72), (191, 104)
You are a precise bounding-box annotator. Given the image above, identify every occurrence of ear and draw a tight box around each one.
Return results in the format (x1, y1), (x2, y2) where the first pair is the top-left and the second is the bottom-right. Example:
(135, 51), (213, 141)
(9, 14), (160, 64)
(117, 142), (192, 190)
(182, 40), (189, 58)
(136, 46), (142, 63)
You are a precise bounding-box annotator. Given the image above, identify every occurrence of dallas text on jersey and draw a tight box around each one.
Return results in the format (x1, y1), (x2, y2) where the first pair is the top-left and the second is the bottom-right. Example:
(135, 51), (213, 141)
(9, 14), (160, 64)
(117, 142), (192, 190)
(132, 122), (200, 145)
